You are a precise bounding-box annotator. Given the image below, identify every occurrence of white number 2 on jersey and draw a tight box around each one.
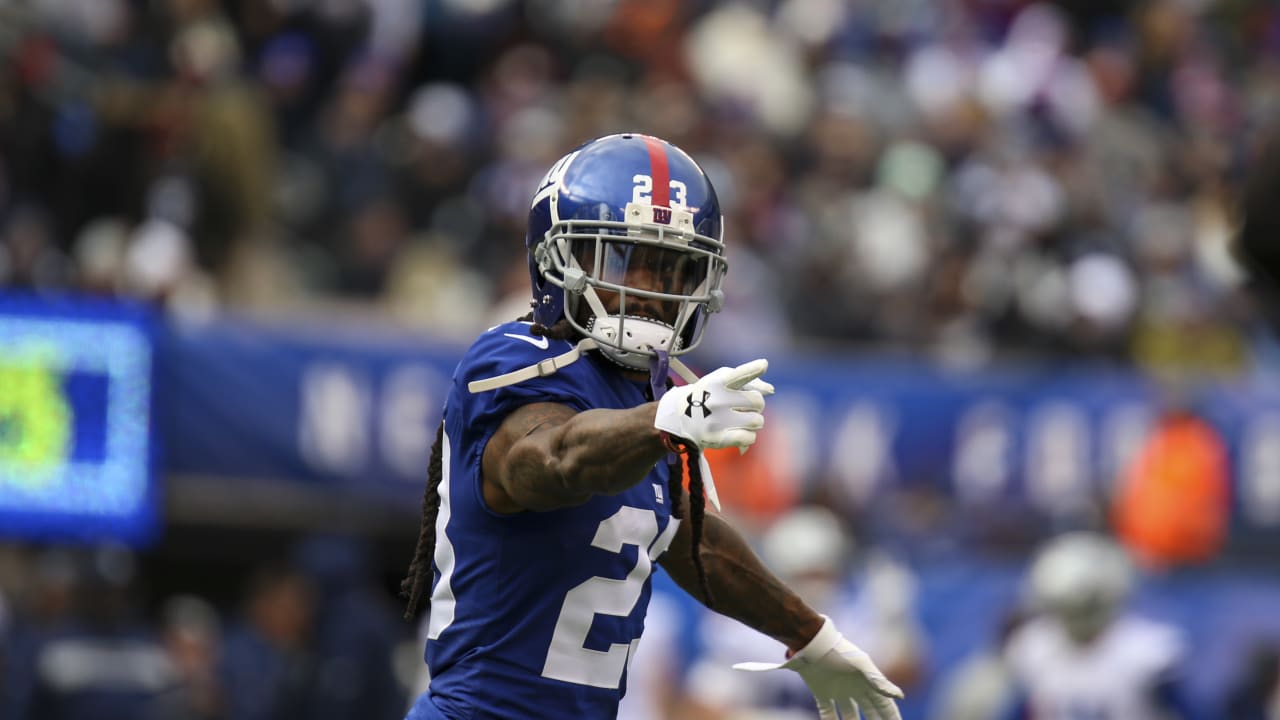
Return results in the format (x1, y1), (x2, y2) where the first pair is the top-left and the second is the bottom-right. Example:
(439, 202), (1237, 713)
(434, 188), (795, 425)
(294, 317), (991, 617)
(541, 506), (678, 689)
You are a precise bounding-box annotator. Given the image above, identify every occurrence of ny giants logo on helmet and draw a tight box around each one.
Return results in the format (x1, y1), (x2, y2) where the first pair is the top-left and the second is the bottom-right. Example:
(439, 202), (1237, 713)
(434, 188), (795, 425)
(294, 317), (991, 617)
(652, 207), (672, 224)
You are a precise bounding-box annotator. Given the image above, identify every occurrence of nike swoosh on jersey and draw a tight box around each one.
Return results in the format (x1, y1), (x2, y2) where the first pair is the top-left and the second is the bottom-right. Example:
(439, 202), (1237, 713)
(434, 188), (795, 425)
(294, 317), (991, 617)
(503, 332), (550, 350)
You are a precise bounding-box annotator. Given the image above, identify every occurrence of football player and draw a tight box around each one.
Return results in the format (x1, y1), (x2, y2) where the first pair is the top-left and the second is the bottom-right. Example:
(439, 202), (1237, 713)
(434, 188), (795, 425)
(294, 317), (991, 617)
(398, 133), (903, 720)
(1003, 532), (1192, 720)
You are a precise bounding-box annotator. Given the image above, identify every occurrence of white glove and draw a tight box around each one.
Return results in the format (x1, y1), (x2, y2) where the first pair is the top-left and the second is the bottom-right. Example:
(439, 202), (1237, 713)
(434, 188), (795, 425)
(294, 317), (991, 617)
(654, 359), (774, 451)
(734, 616), (904, 720)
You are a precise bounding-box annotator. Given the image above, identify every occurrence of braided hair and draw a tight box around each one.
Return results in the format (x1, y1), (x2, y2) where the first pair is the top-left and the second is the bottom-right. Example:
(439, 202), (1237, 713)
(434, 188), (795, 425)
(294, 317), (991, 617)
(670, 441), (714, 608)
(401, 421), (445, 621)
(400, 316), (713, 620)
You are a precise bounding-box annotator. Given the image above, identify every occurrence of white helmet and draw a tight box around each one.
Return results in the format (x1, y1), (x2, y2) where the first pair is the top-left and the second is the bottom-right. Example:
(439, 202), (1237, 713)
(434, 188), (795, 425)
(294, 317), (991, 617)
(761, 505), (852, 581)
(1026, 532), (1134, 641)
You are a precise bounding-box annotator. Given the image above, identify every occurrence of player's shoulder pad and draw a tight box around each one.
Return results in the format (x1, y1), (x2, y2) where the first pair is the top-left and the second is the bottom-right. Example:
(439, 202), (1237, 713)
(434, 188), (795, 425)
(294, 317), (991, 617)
(458, 320), (577, 385)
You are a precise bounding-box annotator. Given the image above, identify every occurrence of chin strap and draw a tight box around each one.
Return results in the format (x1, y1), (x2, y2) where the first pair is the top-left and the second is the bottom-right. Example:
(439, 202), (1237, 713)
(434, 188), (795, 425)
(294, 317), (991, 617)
(648, 349), (672, 404)
(668, 356), (701, 385)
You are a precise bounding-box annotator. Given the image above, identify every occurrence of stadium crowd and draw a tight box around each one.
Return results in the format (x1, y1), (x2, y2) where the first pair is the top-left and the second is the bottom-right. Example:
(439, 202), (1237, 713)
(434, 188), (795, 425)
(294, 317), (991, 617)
(2, 0), (1278, 371)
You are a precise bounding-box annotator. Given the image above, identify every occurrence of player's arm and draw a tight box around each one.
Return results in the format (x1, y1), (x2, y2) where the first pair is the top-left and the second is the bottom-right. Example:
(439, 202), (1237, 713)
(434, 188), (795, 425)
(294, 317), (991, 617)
(482, 357), (775, 514)
(656, 359), (902, 718)
(481, 401), (668, 513)
(659, 500), (824, 651)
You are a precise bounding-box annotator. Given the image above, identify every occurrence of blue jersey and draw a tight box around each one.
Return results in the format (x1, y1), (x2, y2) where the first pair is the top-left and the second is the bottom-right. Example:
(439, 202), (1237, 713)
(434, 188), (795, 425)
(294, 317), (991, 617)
(422, 321), (680, 720)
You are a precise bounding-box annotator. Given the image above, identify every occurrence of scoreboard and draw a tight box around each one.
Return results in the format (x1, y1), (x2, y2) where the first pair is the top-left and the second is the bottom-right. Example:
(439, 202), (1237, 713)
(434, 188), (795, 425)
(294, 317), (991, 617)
(0, 294), (157, 543)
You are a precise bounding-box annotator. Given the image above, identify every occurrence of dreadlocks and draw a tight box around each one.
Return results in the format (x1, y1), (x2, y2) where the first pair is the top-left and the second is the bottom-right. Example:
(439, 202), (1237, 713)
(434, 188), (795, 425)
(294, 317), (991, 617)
(673, 448), (714, 608)
(401, 421), (445, 621)
(402, 313), (713, 620)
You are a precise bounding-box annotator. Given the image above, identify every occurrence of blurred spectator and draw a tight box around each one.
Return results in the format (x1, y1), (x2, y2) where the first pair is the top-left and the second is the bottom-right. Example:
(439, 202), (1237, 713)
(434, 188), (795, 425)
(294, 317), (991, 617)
(164, 0), (276, 276)
(384, 234), (494, 339)
(151, 595), (225, 720)
(294, 53), (398, 283)
(291, 534), (407, 720)
(1112, 400), (1230, 569)
(23, 545), (179, 720)
(2, 548), (79, 718)
(333, 195), (409, 298)
(69, 217), (129, 296)
(0, 205), (72, 292)
(1004, 532), (1193, 720)
(120, 218), (219, 321)
(391, 82), (480, 229)
(218, 564), (316, 720)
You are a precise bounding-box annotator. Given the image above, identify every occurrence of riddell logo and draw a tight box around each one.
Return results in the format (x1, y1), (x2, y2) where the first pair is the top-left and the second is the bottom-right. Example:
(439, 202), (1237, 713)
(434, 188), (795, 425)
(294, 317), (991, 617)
(652, 207), (672, 224)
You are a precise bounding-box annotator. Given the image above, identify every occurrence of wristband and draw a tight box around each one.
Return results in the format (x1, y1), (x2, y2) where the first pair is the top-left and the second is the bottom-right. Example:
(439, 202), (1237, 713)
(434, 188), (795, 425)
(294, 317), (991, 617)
(793, 615), (840, 661)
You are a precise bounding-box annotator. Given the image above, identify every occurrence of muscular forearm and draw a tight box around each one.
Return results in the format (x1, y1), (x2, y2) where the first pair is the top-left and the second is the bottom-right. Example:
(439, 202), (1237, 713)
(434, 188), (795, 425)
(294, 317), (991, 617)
(504, 402), (668, 510)
(663, 510), (824, 652)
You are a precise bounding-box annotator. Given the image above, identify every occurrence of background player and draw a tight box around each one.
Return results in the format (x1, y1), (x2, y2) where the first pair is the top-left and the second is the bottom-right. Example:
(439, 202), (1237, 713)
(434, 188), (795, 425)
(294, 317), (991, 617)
(1002, 532), (1191, 720)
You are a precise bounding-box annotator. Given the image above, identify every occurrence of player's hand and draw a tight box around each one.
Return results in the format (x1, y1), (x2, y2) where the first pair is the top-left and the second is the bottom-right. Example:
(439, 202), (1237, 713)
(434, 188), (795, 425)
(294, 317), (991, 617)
(733, 616), (904, 720)
(654, 358), (773, 451)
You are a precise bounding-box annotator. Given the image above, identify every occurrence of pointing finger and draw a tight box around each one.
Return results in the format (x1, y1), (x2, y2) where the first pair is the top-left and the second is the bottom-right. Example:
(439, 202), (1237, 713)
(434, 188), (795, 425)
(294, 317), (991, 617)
(723, 358), (769, 390)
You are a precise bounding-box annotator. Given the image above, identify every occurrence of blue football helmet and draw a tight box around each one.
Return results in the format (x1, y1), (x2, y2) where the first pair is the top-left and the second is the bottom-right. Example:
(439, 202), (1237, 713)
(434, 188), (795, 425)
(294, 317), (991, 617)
(526, 133), (727, 370)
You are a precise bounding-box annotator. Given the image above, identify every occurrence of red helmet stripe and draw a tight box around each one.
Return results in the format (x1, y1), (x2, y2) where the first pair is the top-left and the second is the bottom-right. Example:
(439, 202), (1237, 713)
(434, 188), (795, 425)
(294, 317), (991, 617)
(642, 135), (670, 208)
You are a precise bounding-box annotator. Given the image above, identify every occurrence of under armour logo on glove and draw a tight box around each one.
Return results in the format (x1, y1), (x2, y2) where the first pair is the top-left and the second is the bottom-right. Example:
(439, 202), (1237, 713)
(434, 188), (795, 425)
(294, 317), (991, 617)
(655, 359), (773, 452)
(685, 391), (712, 419)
